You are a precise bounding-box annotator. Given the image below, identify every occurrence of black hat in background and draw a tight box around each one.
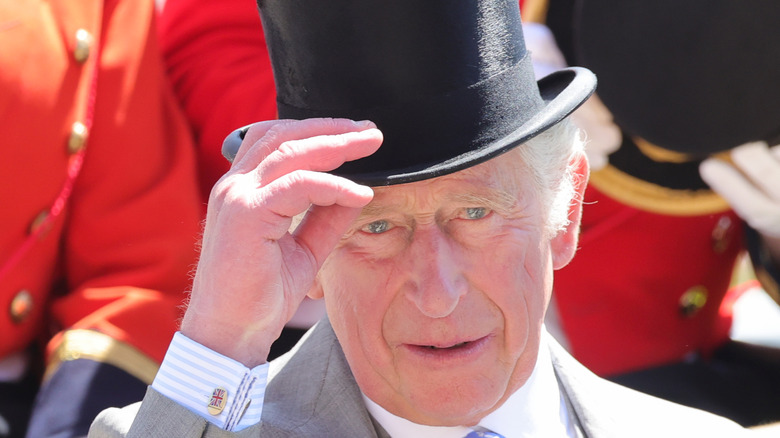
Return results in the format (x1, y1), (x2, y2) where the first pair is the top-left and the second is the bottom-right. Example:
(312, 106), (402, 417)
(246, 0), (595, 186)
(548, 0), (780, 156)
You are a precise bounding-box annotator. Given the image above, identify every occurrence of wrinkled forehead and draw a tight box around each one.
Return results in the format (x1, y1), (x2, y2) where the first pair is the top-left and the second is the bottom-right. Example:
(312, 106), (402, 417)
(364, 154), (529, 215)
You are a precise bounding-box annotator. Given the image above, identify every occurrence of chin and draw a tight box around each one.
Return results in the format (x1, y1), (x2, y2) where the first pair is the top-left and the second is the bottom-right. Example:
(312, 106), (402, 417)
(404, 390), (504, 427)
(390, 368), (511, 426)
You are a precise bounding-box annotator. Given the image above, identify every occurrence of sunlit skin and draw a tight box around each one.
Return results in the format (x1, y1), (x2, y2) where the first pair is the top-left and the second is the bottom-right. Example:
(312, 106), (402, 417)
(181, 118), (585, 427)
(310, 153), (584, 426)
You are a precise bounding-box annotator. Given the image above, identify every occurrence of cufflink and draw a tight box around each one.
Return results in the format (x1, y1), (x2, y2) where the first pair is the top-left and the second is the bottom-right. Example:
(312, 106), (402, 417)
(208, 387), (228, 415)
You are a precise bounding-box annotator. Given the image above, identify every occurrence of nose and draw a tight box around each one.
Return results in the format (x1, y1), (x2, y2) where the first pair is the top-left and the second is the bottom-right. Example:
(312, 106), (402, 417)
(403, 226), (468, 318)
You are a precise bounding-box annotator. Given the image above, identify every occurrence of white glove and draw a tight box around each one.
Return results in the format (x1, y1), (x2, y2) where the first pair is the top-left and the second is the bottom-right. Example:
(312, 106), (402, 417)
(523, 22), (621, 170)
(523, 22), (567, 78)
(700, 142), (780, 239)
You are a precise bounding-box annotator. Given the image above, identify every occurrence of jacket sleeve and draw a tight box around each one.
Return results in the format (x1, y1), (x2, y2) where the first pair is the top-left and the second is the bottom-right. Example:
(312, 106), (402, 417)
(90, 388), (261, 438)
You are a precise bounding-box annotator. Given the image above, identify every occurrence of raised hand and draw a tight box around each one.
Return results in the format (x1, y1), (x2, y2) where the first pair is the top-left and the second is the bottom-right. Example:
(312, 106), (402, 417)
(181, 118), (382, 367)
(700, 141), (780, 264)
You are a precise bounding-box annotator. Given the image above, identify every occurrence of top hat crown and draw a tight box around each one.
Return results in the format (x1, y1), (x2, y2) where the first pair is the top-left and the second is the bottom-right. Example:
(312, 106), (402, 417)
(255, 0), (596, 185)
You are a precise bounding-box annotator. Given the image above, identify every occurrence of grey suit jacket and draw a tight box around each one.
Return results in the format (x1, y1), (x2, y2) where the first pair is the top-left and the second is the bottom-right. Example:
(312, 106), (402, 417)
(90, 319), (750, 437)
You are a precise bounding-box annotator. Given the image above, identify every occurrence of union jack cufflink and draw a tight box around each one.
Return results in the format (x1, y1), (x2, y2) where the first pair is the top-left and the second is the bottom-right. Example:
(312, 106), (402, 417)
(208, 387), (228, 415)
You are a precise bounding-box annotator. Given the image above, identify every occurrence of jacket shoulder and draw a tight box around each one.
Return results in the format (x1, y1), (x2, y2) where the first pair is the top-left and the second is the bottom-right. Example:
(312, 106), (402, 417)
(549, 337), (750, 437)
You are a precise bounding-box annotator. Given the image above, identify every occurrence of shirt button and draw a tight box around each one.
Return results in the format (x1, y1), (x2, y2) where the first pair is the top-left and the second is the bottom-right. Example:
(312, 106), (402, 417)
(73, 29), (93, 64)
(68, 121), (88, 154)
(10, 290), (34, 324)
(679, 286), (708, 317)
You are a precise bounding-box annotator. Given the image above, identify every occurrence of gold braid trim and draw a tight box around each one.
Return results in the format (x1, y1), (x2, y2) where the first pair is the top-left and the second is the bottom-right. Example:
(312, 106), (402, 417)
(45, 329), (159, 384)
(589, 164), (730, 216)
(633, 137), (696, 163)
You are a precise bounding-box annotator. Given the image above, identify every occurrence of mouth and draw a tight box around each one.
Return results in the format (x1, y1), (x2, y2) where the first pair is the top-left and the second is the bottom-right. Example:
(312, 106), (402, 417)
(422, 341), (471, 350)
(403, 335), (492, 365)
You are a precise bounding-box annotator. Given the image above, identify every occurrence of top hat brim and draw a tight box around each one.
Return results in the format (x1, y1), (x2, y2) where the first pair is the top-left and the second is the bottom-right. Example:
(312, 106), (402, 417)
(223, 67), (595, 186)
(332, 66), (596, 186)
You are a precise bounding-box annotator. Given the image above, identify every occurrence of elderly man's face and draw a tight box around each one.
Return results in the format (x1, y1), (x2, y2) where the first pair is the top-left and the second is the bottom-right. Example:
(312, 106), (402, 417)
(312, 152), (579, 426)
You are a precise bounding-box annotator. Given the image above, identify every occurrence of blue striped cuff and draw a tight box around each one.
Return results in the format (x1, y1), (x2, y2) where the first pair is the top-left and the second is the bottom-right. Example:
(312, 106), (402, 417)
(152, 332), (269, 431)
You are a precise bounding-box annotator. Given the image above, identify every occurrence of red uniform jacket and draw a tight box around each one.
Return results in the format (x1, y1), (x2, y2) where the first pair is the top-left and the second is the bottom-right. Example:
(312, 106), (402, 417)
(0, 0), (201, 381)
(554, 170), (744, 375)
(159, 0), (278, 202)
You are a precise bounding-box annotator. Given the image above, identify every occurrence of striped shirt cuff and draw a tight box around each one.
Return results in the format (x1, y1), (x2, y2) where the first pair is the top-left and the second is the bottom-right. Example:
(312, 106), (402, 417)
(152, 332), (269, 431)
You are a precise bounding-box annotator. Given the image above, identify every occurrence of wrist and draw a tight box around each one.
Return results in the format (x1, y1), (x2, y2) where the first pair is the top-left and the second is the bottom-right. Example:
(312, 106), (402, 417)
(180, 312), (274, 368)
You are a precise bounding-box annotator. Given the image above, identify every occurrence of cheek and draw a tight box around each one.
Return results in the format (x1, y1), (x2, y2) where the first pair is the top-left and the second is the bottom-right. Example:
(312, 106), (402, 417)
(511, 242), (553, 333)
(320, 254), (401, 365)
(472, 235), (550, 334)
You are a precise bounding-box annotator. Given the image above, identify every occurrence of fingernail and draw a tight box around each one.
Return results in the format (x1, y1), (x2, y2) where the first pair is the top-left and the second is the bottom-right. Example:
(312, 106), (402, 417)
(355, 120), (376, 129)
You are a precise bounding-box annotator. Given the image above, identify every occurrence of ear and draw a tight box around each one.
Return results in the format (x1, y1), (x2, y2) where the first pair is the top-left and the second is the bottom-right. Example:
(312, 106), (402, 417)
(551, 152), (589, 270)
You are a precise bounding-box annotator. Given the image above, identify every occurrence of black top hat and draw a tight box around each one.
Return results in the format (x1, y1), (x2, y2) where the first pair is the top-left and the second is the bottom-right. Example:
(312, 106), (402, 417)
(249, 0), (595, 186)
(547, 0), (780, 156)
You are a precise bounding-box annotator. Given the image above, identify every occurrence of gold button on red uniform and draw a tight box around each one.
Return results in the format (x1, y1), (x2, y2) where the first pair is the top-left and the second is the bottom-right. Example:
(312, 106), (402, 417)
(9, 290), (33, 324)
(679, 286), (708, 318)
(73, 29), (93, 64)
(68, 121), (88, 154)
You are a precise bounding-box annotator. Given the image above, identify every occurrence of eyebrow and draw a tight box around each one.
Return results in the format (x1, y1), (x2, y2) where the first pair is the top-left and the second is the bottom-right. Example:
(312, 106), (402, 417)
(446, 190), (518, 213)
(357, 202), (398, 221)
(358, 185), (518, 221)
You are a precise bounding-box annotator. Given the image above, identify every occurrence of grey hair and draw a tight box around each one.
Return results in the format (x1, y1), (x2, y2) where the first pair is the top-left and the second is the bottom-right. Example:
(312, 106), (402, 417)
(504, 118), (585, 236)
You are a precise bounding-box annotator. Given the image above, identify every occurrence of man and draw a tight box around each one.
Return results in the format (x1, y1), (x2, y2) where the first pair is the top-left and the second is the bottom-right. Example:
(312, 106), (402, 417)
(90, 0), (748, 436)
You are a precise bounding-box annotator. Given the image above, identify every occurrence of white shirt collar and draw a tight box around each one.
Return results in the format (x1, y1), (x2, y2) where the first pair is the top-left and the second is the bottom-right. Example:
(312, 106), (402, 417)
(362, 329), (574, 438)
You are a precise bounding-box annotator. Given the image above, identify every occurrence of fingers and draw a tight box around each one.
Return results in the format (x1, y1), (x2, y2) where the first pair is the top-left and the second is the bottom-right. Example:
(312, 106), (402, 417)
(245, 170), (372, 247)
(700, 155), (780, 237)
(257, 129), (383, 184)
(259, 170), (373, 220)
(211, 118), (378, 245)
(232, 118), (380, 175)
(730, 141), (780, 202)
(294, 204), (366, 266)
(226, 120), (296, 164)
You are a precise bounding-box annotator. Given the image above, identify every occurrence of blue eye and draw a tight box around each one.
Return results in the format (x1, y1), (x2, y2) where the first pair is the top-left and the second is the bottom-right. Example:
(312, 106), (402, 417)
(464, 207), (488, 220)
(363, 220), (391, 234)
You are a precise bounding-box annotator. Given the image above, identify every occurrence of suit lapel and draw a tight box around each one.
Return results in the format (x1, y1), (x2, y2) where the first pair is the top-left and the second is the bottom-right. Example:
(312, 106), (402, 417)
(550, 336), (633, 438)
